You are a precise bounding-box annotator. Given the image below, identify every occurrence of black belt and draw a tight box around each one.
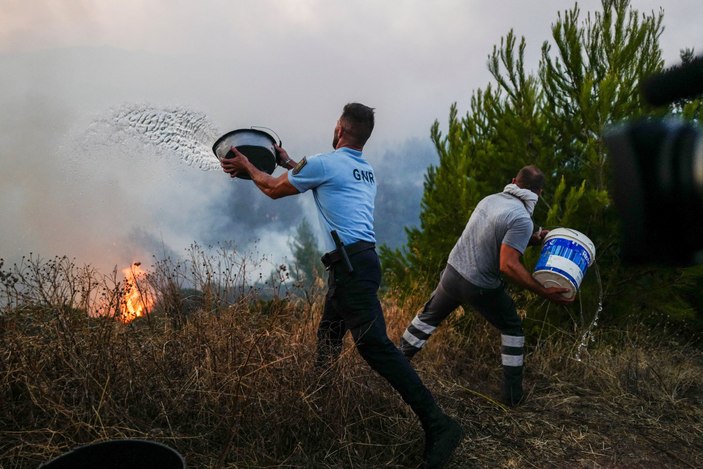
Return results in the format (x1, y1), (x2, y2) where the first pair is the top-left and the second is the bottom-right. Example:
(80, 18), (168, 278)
(321, 241), (375, 269)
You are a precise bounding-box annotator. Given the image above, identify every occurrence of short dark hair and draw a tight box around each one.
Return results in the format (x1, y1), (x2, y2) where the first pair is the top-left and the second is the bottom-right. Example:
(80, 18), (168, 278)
(515, 165), (545, 192)
(340, 103), (375, 146)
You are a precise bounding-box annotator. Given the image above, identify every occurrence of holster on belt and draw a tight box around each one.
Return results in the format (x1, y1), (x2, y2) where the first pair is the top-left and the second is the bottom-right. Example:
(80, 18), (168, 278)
(321, 232), (375, 273)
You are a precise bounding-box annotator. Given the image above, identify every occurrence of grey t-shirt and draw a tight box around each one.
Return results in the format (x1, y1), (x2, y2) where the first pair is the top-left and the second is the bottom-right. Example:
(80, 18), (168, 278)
(447, 192), (533, 288)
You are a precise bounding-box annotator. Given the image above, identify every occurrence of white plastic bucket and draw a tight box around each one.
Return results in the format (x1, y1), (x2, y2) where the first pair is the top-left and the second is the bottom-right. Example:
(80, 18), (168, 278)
(532, 228), (596, 299)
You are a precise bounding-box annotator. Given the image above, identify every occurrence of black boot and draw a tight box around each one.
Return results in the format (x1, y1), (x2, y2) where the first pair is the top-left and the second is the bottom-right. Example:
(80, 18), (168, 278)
(420, 407), (464, 468)
(501, 365), (524, 407)
(399, 337), (420, 361)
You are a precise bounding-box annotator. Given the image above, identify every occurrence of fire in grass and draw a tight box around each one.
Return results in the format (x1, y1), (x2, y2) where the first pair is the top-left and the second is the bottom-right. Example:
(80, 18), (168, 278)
(119, 262), (154, 323)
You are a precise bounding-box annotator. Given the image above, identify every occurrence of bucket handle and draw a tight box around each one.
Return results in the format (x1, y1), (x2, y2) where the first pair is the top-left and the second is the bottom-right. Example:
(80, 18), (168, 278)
(250, 126), (282, 147)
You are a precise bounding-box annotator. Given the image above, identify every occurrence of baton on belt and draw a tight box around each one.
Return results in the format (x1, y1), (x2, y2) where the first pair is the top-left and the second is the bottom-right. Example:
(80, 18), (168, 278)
(331, 230), (354, 273)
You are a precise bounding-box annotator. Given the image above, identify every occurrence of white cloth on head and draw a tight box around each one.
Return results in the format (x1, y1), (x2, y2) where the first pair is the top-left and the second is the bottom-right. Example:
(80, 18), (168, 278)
(503, 184), (538, 215)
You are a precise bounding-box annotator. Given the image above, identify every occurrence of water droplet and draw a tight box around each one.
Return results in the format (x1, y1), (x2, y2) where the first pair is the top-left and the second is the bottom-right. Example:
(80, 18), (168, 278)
(84, 104), (222, 171)
(575, 261), (603, 361)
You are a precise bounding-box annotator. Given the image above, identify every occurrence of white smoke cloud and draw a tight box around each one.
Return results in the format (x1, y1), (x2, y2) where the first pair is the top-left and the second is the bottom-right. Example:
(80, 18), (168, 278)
(0, 0), (700, 276)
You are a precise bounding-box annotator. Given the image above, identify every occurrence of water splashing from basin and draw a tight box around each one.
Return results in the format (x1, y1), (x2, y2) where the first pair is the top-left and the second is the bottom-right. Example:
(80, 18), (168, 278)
(84, 104), (222, 171)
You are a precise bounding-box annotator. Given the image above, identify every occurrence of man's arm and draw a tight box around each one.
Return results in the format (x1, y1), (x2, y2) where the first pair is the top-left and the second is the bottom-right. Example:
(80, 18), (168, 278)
(499, 243), (574, 304)
(221, 146), (300, 199)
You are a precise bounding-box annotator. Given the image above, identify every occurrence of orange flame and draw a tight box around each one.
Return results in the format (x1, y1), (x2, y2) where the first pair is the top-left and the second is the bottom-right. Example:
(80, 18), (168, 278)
(120, 262), (153, 323)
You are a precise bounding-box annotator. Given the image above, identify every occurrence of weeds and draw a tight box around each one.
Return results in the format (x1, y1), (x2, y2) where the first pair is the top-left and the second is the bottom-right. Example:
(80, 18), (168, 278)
(1, 250), (702, 468)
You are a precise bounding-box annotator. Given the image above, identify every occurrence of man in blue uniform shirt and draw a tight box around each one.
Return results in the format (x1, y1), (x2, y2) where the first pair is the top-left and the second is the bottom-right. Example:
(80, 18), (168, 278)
(221, 103), (462, 468)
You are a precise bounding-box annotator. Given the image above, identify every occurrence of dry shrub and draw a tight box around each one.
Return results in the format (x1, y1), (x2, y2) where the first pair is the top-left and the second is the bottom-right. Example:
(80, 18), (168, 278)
(1, 253), (702, 468)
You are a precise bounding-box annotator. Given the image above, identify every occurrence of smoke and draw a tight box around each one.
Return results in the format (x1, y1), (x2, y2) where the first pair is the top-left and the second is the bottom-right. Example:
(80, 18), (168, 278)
(0, 41), (437, 278)
(80, 103), (309, 250)
(0, 94), (427, 279)
(0, 90), (90, 261)
(370, 138), (438, 248)
(70, 108), (309, 274)
(0, 66), (431, 280)
(2, 0), (700, 282)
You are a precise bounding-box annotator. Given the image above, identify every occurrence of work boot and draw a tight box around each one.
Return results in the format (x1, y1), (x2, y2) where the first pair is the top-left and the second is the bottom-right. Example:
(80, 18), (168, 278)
(501, 365), (524, 407)
(399, 337), (420, 361)
(422, 410), (464, 468)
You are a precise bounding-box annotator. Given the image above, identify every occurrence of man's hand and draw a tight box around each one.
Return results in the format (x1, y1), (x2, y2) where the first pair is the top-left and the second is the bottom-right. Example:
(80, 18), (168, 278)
(274, 144), (297, 170)
(542, 286), (575, 304)
(529, 228), (549, 246)
(220, 147), (253, 178)
(220, 145), (300, 199)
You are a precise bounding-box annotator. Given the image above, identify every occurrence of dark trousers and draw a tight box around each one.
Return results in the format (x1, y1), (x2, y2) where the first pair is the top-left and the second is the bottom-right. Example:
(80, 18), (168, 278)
(415, 266), (521, 332)
(316, 249), (439, 421)
(399, 264), (525, 404)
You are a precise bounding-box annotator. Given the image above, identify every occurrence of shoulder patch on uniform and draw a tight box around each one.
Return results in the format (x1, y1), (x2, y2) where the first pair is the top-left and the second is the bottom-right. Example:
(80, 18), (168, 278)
(292, 157), (307, 175)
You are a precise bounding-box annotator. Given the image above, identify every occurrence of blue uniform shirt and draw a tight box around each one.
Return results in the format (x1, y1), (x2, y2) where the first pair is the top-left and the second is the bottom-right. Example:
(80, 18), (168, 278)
(288, 147), (376, 252)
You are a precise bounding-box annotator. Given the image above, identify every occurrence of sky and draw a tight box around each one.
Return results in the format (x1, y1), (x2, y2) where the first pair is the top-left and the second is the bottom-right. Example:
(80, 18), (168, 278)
(0, 0), (700, 277)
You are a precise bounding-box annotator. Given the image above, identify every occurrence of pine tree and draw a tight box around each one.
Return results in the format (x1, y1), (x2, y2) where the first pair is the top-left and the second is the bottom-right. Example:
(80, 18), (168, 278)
(382, 0), (701, 329)
(288, 218), (323, 289)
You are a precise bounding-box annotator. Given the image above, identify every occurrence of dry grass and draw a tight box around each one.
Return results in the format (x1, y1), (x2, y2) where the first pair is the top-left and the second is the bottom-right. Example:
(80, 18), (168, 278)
(1, 253), (702, 468)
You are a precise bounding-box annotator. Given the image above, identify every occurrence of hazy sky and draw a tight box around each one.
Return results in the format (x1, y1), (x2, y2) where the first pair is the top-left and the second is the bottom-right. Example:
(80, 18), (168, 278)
(0, 0), (700, 276)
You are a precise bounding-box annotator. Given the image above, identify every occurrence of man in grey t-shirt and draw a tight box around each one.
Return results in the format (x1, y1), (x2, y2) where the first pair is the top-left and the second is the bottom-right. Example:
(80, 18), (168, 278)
(399, 165), (574, 406)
